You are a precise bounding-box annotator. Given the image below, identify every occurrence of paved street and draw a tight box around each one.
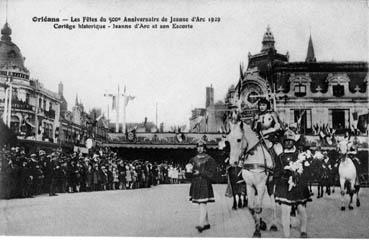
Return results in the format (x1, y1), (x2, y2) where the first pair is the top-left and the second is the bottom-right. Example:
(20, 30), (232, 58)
(0, 184), (368, 238)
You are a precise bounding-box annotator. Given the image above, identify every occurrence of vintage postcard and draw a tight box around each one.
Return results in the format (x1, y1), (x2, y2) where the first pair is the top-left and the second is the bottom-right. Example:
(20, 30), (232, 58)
(0, 0), (368, 239)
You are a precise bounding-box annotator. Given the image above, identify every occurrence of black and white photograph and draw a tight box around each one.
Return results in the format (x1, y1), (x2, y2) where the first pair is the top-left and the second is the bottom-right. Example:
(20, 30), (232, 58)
(0, 0), (368, 240)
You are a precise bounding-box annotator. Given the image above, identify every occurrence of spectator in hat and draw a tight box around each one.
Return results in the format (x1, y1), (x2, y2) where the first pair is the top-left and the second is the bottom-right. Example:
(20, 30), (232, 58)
(46, 153), (58, 196)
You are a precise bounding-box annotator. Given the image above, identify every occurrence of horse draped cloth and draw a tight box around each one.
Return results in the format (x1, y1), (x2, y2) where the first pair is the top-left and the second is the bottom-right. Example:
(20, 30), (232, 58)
(189, 153), (217, 203)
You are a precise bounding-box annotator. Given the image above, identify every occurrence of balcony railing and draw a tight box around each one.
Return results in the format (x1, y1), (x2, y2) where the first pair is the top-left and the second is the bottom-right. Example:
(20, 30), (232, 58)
(10, 100), (34, 111)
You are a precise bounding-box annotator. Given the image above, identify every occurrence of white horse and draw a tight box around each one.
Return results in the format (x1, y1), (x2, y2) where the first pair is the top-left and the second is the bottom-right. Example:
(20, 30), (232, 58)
(225, 120), (278, 237)
(337, 140), (360, 210)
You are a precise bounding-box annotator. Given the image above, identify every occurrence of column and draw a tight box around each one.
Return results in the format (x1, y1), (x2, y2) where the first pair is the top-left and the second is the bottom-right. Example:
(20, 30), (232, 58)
(7, 83), (13, 127)
(3, 87), (9, 123)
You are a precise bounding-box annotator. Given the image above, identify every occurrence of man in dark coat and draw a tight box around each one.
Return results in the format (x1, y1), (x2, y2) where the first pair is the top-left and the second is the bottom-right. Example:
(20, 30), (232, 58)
(189, 140), (217, 233)
(45, 153), (58, 196)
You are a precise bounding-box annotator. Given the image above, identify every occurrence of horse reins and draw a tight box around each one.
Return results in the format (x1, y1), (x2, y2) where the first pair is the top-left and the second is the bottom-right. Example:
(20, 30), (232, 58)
(238, 131), (269, 174)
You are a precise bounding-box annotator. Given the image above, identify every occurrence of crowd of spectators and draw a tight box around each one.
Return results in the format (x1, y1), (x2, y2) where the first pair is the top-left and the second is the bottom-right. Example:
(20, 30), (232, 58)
(0, 146), (189, 200)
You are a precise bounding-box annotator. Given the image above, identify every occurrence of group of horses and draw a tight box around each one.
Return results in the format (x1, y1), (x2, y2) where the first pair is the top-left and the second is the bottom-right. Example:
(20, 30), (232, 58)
(220, 120), (361, 237)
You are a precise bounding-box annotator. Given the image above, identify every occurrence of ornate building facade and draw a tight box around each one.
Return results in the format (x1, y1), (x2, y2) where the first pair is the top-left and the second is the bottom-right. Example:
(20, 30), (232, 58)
(0, 22), (61, 142)
(0, 22), (109, 151)
(228, 26), (368, 136)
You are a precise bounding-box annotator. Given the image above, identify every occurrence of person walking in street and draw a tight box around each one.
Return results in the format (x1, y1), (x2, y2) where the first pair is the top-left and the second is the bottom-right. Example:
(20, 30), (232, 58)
(189, 140), (217, 233)
(274, 130), (311, 238)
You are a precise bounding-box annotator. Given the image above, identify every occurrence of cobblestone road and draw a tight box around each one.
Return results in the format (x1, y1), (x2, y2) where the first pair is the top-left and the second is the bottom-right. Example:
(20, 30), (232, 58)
(0, 184), (368, 238)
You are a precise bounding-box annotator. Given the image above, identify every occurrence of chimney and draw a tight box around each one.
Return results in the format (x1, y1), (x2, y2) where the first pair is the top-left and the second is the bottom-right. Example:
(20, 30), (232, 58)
(58, 82), (63, 96)
(206, 85), (214, 108)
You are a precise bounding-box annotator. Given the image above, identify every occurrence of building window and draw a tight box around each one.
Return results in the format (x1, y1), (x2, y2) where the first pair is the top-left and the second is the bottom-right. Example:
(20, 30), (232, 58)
(330, 109), (349, 134)
(294, 84), (306, 97)
(293, 109), (312, 134)
(333, 85), (344, 97)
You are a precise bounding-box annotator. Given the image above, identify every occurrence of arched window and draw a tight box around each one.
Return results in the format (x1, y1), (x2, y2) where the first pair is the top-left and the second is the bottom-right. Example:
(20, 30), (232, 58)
(294, 84), (306, 97)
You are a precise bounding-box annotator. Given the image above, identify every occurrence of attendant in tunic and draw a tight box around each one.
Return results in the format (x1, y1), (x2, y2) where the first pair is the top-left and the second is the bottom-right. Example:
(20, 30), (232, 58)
(274, 130), (311, 238)
(189, 141), (217, 233)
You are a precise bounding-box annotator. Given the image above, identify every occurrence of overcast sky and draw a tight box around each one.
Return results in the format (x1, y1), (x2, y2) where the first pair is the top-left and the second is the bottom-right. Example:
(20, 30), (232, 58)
(4, 0), (368, 128)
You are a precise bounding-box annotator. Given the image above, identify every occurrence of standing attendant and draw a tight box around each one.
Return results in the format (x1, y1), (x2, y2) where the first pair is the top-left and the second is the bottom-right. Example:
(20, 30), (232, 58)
(189, 141), (217, 233)
(274, 130), (311, 238)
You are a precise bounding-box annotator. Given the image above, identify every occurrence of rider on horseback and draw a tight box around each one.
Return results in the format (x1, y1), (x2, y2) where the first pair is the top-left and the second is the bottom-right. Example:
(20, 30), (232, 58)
(251, 98), (284, 195)
(252, 98), (284, 147)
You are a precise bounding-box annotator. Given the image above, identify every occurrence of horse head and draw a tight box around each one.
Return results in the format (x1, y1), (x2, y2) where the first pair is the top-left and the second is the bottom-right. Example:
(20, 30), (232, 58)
(224, 120), (248, 166)
(337, 139), (353, 155)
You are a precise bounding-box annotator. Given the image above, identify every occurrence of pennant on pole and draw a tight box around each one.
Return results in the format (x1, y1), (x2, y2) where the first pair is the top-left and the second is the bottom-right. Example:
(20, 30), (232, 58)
(112, 96), (116, 110)
(124, 96), (135, 107)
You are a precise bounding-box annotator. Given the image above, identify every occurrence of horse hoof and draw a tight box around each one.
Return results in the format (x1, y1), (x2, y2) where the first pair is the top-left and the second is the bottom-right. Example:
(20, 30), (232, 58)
(253, 231), (261, 238)
(300, 232), (308, 238)
(244, 200), (248, 208)
(349, 206), (354, 210)
(232, 206), (237, 210)
(238, 203), (243, 209)
(341, 206), (346, 211)
(357, 200), (360, 207)
(270, 225), (278, 232)
(260, 219), (267, 231)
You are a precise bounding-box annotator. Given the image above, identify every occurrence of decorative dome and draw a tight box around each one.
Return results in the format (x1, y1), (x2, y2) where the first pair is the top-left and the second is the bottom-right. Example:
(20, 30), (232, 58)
(1, 22), (12, 40)
(261, 25), (275, 52)
(0, 22), (28, 72)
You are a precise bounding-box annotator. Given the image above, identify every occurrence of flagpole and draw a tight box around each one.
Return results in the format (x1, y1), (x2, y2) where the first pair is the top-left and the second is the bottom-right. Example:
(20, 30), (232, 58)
(116, 84), (120, 133)
(156, 102), (158, 129)
(107, 104), (110, 123)
(122, 84), (126, 134)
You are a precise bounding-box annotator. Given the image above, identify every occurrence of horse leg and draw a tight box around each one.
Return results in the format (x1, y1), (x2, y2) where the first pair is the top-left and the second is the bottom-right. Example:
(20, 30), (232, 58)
(332, 177), (335, 193)
(232, 194), (237, 210)
(326, 178), (331, 195)
(265, 178), (278, 231)
(281, 204), (291, 238)
(238, 193), (243, 209)
(269, 193), (278, 231)
(243, 194), (248, 208)
(339, 178), (346, 211)
(255, 180), (267, 236)
(317, 182), (321, 198)
(245, 184), (260, 237)
(355, 184), (360, 207)
(348, 180), (355, 210)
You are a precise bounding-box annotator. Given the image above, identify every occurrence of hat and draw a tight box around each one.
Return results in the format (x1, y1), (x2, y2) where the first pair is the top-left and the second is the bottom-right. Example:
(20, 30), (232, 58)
(39, 150), (46, 156)
(283, 129), (300, 142)
(196, 140), (206, 147)
(30, 153), (37, 158)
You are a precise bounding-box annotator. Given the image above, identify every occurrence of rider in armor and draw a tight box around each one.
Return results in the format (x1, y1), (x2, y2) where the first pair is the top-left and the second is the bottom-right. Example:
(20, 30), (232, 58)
(251, 98), (284, 195)
(252, 98), (284, 149)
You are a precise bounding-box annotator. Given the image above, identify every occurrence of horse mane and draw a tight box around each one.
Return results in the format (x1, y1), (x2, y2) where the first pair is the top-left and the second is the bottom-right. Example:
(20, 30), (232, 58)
(237, 121), (260, 151)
